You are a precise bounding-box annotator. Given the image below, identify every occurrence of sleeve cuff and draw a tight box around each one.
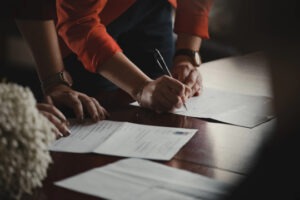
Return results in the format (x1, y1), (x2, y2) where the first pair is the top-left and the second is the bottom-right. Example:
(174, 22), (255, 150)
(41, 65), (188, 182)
(174, 12), (210, 39)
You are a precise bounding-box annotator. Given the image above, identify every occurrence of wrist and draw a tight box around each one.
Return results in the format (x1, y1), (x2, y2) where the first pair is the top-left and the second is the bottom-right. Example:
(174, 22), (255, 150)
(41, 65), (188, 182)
(41, 70), (73, 94)
(43, 83), (72, 95)
(173, 55), (194, 66)
(132, 80), (151, 103)
(174, 49), (201, 67)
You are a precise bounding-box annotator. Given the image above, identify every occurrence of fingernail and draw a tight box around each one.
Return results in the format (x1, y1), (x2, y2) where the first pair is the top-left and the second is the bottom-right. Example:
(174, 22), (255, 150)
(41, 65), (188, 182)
(58, 132), (64, 138)
(66, 128), (71, 136)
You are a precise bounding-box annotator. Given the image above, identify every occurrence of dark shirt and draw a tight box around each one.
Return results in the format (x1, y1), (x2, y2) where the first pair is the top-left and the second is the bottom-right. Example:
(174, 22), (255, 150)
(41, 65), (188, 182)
(1, 0), (55, 20)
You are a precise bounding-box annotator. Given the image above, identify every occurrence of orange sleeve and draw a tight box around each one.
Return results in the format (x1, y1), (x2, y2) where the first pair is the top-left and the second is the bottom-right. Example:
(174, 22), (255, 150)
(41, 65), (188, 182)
(56, 0), (122, 73)
(174, 0), (213, 39)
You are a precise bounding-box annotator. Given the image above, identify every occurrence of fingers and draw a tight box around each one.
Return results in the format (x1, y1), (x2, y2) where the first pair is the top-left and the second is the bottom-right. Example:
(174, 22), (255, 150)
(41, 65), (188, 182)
(44, 95), (54, 105)
(37, 103), (67, 122)
(46, 87), (108, 122)
(172, 62), (203, 97)
(91, 97), (109, 119)
(184, 69), (198, 88)
(61, 92), (108, 121)
(78, 95), (108, 121)
(40, 110), (70, 138)
(172, 62), (191, 82)
(65, 92), (85, 121)
(184, 69), (203, 97)
(162, 75), (185, 97)
(78, 95), (99, 121)
(153, 88), (182, 112)
(140, 76), (188, 112)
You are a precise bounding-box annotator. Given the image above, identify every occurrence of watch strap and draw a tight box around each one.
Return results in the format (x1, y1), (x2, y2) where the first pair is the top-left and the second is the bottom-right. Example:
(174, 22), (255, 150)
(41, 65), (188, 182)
(41, 70), (73, 93)
(174, 49), (201, 67)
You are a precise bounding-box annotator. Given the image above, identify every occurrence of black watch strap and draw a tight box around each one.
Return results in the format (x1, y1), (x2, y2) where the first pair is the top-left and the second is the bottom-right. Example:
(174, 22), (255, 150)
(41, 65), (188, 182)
(174, 49), (201, 67)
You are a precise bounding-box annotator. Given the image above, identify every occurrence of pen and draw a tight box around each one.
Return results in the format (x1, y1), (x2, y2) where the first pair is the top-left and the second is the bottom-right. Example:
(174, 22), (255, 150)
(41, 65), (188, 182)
(153, 48), (188, 111)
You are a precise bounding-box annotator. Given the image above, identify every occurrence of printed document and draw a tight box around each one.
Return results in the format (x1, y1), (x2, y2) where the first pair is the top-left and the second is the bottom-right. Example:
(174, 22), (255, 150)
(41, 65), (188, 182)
(50, 120), (197, 160)
(55, 158), (231, 200)
(132, 87), (274, 128)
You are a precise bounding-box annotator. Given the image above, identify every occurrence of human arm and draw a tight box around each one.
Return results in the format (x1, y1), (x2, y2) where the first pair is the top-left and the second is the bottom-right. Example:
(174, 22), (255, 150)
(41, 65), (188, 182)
(99, 52), (187, 112)
(15, 19), (107, 121)
(172, 0), (213, 97)
(56, 0), (189, 112)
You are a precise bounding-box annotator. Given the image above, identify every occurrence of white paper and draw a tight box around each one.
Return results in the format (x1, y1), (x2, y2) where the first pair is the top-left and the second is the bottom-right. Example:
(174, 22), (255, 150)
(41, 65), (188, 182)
(55, 158), (231, 200)
(50, 120), (197, 160)
(131, 87), (274, 128)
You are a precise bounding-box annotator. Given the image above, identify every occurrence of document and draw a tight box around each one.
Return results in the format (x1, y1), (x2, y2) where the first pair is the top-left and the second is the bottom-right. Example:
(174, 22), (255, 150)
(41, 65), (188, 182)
(50, 120), (197, 160)
(55, 158), (232, 200)
(131, 87), (274, 128)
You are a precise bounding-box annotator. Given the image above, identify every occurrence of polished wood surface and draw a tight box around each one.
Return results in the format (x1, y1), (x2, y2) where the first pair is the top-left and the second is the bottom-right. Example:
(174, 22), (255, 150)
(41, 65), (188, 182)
(24, 53), (275, 200)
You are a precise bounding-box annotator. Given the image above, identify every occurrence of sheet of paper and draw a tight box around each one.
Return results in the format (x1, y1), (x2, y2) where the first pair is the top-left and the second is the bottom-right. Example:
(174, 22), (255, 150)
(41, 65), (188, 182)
(55, 158), (231, 200)
(50, 120), (197, 160)
(131, 87), (274, 128)
(50, 120), (123, 153)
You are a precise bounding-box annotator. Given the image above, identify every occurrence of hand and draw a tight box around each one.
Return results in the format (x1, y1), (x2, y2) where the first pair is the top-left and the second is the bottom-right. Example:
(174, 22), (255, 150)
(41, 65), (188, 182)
(172, 60), (203, 97)
(37, 103), (70, 138)
(137, 75), (190, 112)
(44, 85), (108, 122)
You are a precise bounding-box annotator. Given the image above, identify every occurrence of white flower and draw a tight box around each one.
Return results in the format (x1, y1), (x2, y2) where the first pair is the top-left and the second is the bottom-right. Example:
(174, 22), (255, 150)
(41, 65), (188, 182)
(0, 83), (55, 200)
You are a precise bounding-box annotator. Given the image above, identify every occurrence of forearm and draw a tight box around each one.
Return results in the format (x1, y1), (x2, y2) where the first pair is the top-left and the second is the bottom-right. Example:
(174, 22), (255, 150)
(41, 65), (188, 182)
(15, 20), (64, 80)
(173, 33), (202, 66)
(97, 52), (152, 99)
(176, 33), (202, 51)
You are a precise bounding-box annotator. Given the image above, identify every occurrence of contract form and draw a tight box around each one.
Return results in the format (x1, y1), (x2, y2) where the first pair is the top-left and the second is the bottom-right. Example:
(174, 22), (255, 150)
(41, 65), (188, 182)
(55, 158), (231, 200)
(50, 120), (197, 160)
(132, 87), (274, 128)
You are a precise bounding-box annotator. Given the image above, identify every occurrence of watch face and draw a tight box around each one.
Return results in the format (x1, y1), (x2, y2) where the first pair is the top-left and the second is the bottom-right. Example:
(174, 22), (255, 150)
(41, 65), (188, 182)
(175, 49), (201, 67)
(194, 52), (201, 66)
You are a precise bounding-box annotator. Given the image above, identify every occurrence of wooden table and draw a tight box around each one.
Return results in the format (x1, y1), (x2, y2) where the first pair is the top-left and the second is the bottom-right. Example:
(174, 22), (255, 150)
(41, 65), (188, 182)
(25, 53), (275, 200)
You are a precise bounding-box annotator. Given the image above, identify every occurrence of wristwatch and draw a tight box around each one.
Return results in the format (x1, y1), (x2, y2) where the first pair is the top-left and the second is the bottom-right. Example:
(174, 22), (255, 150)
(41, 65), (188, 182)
(41, 70), (73, 93)
(174, 49), (201, 67)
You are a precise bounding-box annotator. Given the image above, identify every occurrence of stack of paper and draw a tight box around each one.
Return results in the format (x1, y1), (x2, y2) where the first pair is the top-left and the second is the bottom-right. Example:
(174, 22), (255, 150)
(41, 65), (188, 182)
(55, 158), (232, 200)
(131, 87), (274, 128)
(50, 120), (197, 160)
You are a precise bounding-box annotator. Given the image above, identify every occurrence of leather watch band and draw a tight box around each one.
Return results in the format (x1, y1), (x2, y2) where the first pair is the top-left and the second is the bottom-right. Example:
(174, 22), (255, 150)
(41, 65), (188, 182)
(174, 49), (201, 67)
(41, 70), (73, 93)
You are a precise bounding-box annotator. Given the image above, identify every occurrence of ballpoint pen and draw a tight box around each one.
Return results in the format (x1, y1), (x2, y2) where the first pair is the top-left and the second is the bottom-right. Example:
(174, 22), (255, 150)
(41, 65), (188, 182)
(153, 48), (188, 111)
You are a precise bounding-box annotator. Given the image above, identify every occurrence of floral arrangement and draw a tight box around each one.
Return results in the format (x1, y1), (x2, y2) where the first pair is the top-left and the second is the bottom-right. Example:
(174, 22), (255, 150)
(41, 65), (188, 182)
(0, 83), (55, 200)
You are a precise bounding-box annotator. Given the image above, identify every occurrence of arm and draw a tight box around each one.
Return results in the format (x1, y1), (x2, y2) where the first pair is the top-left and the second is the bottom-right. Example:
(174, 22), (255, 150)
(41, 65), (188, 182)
(15, 20), (65, 80)
(57, 0), (189, 112)
(15, 19), (107, 121)
(99, 52), (188, 112)
(172, 0), (213, 96)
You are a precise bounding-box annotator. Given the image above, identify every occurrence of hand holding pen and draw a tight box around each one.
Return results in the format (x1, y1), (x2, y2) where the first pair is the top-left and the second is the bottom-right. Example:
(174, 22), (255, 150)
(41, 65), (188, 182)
(153, 49), (189, 111)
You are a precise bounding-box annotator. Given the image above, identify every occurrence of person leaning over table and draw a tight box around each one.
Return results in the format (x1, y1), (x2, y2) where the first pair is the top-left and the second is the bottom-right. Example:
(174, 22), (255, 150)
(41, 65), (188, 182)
(49, 0), (212, 113)
(11, 0), (108, 137)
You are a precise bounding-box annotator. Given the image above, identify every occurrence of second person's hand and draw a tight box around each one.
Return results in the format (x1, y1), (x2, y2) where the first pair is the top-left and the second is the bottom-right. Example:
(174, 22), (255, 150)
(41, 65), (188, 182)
(37, 102), (70, 138)
(44, 85), (108, 122)
(137, 75), (191, 113)
(172, 60), (203, 97)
